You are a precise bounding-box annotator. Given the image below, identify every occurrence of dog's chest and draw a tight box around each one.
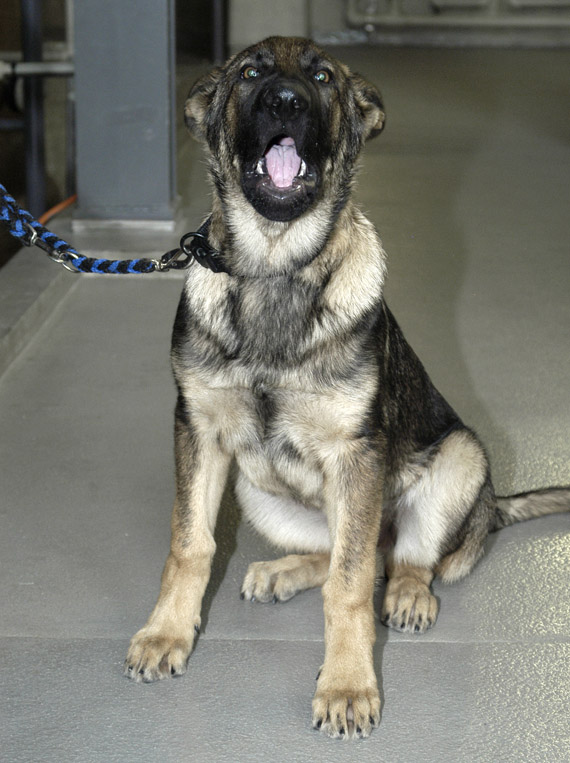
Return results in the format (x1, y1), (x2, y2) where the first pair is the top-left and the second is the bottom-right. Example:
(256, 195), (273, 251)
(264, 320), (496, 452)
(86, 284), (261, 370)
(190, 373), (374, 510)
(234, 277), (319, 366)
(225, 384), (327, 508)
(179, 270), (325, 378)
(179, 265), (378, 505)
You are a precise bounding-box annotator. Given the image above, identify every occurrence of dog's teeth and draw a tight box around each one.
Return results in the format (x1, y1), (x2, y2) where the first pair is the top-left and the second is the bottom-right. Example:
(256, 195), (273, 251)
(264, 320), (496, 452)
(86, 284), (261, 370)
(299, 159), (307, 177)
(256, 159), (264, 174)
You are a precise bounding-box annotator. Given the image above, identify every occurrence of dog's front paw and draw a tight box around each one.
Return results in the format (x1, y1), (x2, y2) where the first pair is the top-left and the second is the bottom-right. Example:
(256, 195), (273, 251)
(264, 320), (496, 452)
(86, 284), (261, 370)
(124, 625), (199, 683)
(312, 677), (381, 739)
(381, 575), (438, 634)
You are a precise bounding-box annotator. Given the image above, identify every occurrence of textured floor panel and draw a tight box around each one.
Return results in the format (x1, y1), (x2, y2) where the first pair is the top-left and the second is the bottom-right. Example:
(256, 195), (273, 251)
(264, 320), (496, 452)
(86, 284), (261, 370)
(2, 638), (568, 763)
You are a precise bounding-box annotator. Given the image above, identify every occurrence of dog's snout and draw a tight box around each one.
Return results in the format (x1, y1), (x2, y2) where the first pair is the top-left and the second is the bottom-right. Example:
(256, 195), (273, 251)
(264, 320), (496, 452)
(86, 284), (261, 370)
(262, 80), (309, 123)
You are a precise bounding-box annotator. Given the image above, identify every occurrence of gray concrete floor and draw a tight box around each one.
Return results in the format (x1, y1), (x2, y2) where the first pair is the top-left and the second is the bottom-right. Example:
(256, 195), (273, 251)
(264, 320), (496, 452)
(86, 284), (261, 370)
(1, 48), (569, 762)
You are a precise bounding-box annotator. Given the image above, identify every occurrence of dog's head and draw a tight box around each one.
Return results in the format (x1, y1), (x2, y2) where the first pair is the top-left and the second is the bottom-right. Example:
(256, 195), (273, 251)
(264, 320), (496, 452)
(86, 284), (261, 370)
(185, 37), (385, 223)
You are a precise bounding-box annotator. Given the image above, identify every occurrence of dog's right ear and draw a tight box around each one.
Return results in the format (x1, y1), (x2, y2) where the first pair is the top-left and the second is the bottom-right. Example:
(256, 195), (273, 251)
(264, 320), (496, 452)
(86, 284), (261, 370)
(184, 67), (224, 140)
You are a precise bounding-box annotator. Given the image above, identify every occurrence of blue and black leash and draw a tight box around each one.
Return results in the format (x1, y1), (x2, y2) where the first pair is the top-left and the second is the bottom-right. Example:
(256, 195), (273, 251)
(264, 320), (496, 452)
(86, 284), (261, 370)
(0, 182), (229, 275)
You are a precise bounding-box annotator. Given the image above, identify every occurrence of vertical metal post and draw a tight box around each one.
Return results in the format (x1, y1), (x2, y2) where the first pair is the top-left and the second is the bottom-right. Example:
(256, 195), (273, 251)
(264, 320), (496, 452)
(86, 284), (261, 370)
(213, 0), (227, 64)
(73, 0), (176, 226)
(64, 0), (76, 199)
(65, 77), (75, 199)
(21, 0), (46, 217)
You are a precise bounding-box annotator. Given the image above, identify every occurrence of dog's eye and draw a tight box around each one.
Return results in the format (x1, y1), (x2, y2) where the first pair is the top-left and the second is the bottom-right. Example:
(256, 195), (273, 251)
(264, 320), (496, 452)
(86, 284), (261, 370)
(241, 66), (260, 80)
(314, 70), (331, 84)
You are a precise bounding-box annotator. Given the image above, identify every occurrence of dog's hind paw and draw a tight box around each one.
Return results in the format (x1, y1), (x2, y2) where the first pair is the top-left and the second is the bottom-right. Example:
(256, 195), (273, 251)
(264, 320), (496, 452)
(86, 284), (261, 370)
(241, 554), (329, 603)
(241, 559), (295, 603)
(381, 575), (438, 634)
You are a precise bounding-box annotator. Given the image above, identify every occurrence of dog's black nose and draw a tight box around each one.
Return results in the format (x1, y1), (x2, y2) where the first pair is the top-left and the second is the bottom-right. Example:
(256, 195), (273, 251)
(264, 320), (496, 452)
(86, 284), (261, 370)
(262, 80), (309, 123)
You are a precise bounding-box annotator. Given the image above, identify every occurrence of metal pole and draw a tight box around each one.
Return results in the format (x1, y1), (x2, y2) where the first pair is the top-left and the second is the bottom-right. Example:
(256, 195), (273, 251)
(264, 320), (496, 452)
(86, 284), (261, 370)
(213, 0), (226, 64)
(73, 0), (176, 225)
(65, 78), (76, 198)
(21, 0), (46, 217)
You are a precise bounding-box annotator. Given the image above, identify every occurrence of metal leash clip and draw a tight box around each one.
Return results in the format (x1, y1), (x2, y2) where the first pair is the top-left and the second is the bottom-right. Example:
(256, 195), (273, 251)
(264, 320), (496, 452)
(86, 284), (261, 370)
(46, 249), (82, 273)
(157, 245), (194, 272)
(24, 222), (38, 248)
(25, 222), (81, 273)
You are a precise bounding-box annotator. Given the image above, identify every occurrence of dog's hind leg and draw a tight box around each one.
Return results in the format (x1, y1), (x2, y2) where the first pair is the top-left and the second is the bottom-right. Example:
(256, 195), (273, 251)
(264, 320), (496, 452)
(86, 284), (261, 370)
(241, 553), (330, 602)
(381, 558), (437, 633)
(236, 473), (331, 602)
(382, 429), (490, 634)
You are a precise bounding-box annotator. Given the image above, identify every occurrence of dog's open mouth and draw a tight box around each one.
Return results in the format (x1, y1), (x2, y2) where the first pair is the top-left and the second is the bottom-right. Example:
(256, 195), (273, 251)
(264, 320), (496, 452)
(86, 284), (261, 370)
(257, 136), (307, 189)
(242, 135), (318, 221)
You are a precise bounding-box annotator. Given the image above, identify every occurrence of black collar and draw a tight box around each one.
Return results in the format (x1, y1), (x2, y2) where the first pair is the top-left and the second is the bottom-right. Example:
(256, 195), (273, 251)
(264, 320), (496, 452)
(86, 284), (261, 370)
(179, 217), (230, 274)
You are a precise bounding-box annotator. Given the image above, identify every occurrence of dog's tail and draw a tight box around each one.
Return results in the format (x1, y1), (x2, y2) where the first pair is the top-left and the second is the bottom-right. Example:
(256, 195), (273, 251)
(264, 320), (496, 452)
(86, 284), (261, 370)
(437, 484), (569, 584)
(493, 486), (570, 531)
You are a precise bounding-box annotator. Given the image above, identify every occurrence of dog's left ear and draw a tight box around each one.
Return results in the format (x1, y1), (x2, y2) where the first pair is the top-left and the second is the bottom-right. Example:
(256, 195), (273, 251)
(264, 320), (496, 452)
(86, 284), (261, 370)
(351, 74), (386, 140)
(184, 67), (224, 140)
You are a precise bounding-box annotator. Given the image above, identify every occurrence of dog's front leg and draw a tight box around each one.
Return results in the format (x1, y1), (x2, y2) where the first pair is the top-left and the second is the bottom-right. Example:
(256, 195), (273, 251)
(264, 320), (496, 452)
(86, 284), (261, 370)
(312, 450), (383, 739)
(124, 399), (231, 683)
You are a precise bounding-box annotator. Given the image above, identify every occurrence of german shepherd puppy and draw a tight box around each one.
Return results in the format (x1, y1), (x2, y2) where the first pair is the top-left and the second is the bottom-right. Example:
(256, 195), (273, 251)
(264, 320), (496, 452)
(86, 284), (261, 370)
(125, 37), (569, 738)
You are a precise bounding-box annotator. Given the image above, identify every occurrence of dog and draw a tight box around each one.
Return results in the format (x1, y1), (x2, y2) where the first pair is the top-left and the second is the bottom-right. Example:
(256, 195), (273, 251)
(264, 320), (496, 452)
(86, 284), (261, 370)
(124, 37), (569, 738)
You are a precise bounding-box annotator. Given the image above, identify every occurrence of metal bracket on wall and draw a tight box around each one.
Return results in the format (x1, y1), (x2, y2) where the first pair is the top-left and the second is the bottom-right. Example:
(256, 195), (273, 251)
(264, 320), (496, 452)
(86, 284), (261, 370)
(345, 0), (570, 44)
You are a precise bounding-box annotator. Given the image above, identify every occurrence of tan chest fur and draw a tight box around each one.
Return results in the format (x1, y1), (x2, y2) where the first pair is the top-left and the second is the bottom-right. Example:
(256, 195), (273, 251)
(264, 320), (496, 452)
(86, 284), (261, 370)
(180, 371), (377, 510)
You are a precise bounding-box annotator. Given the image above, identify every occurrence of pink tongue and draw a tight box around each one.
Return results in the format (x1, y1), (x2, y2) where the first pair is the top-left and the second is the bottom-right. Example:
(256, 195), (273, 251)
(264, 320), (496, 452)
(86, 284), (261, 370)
(265, 137), (301, 188)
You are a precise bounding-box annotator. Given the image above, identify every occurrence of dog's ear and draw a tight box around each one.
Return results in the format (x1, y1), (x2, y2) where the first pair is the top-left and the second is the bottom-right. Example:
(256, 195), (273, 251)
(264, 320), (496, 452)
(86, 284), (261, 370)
(351, 74), (386, 140)
(184, 67), (224, 140)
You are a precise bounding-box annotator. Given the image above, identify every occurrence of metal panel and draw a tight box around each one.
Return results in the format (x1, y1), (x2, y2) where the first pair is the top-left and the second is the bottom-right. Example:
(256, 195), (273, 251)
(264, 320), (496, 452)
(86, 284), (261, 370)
(73, 0), (176, 225)
(346, 0), (570, 31)
(509, 0), (570, 6)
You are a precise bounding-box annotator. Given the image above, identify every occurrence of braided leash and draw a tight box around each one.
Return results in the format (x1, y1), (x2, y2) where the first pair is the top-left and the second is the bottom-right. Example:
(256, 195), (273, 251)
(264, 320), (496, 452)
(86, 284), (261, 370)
(0, 183), (228, 274)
